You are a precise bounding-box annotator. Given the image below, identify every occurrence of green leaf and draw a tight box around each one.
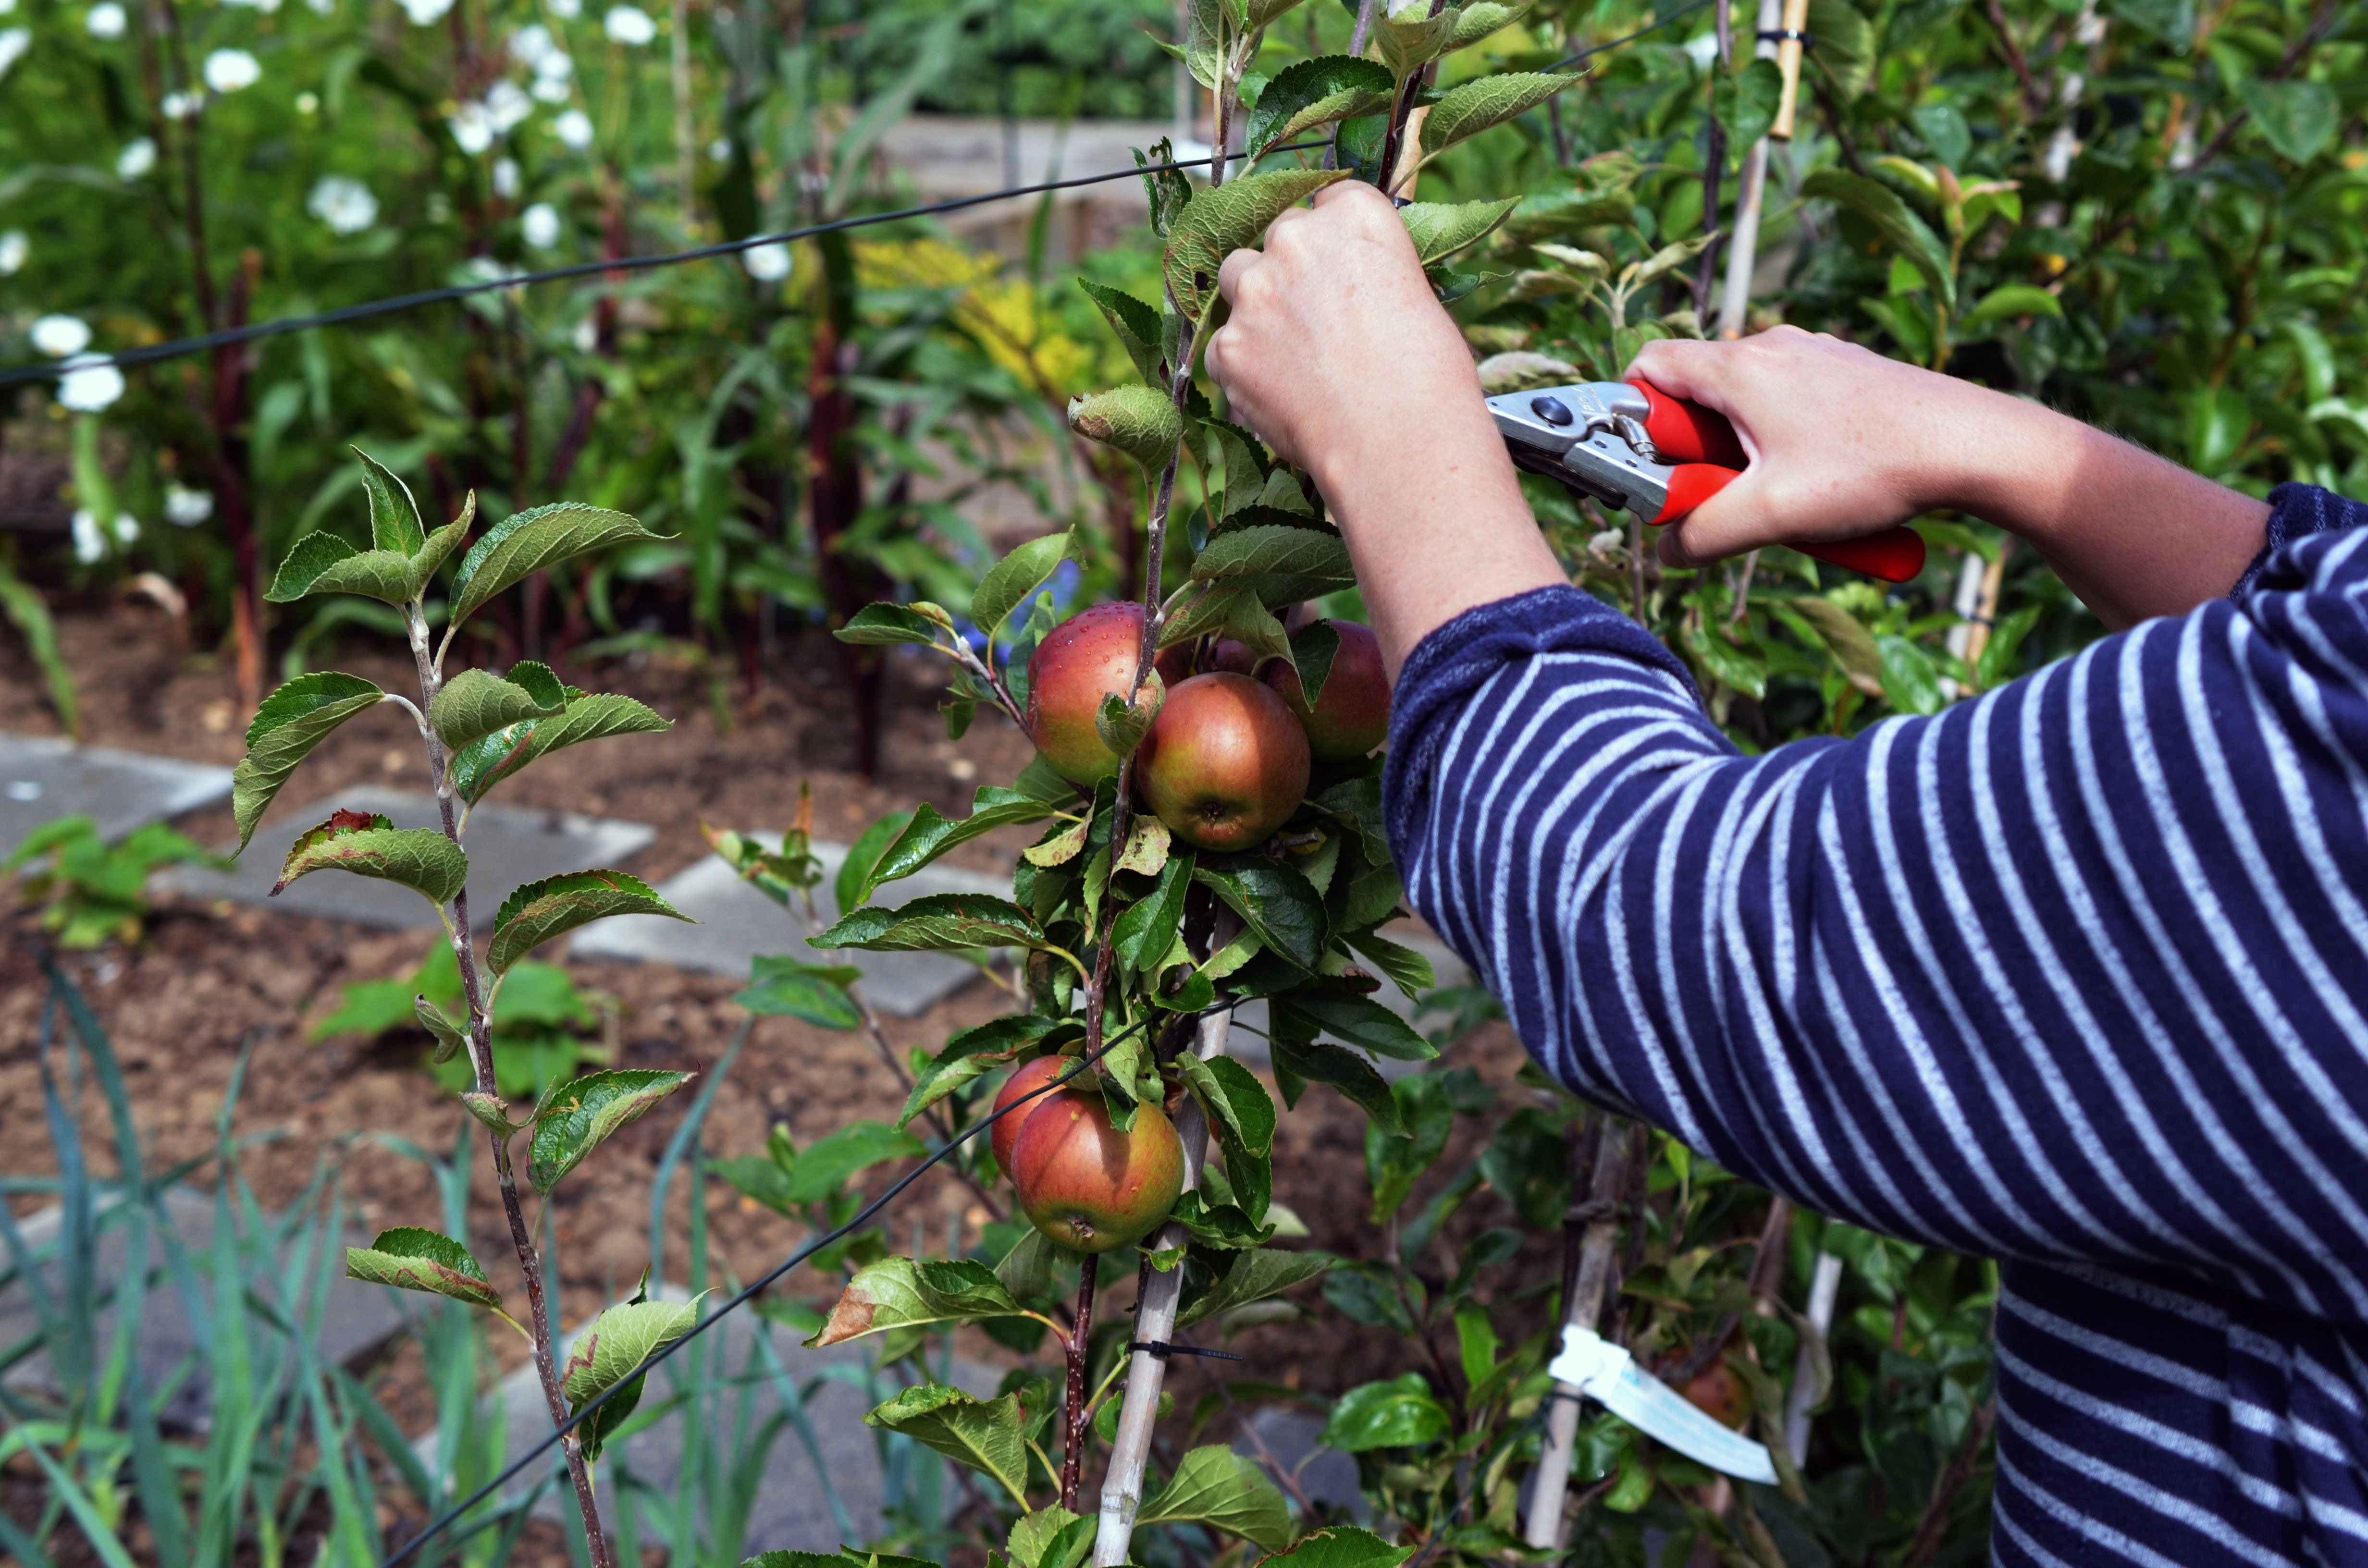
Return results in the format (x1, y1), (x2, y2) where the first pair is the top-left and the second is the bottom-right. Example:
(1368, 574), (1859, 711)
(450, 689), (671, 806)
(1111, 851), (1195, 977)
(417, 994), (469, 1064)
(1804, 0), (1875, 99)
(1190, 525), (1355, 596)
(263, 532), (418, 605)
(488, 869), (689, 974)
(1193, 863), (1327, 971)
(1009, 1507), (1091, 1568)
(1135, 138), (1195, 239)
(1069, 386), (1186, 479)
(1376, 6), (1458, 76)
(1802, 169), (1954, 308)
(837, 809), (916, 918)
(344, 1226), (503, 1311)
(451, 503), (670, 628)
(271, 810), (469, 908)
(865, 1383), (1030, 1506)
(1275, 992), (1437, 1061)
(1160, 583), (1293, 668)
(409, 509), (474, 597)
(1244, 55), (1395, 160)
(809, 1255), (1027, 1346)
(1181, 0), (1222, 87)
(562, 1288), (703, 1461)
(898, 1016), (1074, 1129)
(735, 955), (864, 1028)
(859, 788), (1064, 906)
(1113, 814), (1172, 878)
(1397, 197), (1518, 267)
(974, 529), (1081, 642)
(1095, 682), (1159, 759)
(230, 673), (385, 854)
(354, 448), (427, 555)
(1344, 931), (1434, 999)
(1788, 597), (1884, 693)
(528, 1069), (695, 1191)
(1270, 1034), (1403, 1135)
(1367, 1076), (1455, 1224)
(811, 893), (1057, 956)
(1418, 73), (1575, 160)
(1166, 168), (1354, 323)
(777, 1120), (928, 1202)
(1319, 1373), (1449, 1452)
(834, 603), (949, 647)
(1181, 1054), (1277, 1156)
(1176, 1246), (1332, 1329)
(1078, 279), (1167, 384)
(1957, 283), (2063, 335)
(1876, 635), (1945, 716)
(1714, 57), (1782, 149)
(1447, 0), (1530, 49)
(1137, 1445), (1295, 1549)
(428, 667), (564, 751)
(1975, 605), (2040, 691)
(1252, 1527), (1412, 1568)
(0, 560), (80, 738)
(2235, 79), (2337, 162)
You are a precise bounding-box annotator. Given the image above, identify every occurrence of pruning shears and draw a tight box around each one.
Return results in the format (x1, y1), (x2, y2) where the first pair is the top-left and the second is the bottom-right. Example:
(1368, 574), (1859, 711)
(1488, 380), (1928, 583)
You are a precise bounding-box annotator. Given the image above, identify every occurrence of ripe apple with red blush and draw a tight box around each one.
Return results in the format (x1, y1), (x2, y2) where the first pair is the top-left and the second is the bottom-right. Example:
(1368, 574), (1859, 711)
(1134, 672), (1309, 851)
(1008, 1086), (1184, 1253)
(1264, 620), (1390, 762)
(1024, 601), (1148, 784)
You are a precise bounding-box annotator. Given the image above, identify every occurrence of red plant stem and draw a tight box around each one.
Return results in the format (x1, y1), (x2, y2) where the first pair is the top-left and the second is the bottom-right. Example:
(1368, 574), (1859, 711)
(1061, 1253), (1102, 1511)
(213, 254), (263, 712)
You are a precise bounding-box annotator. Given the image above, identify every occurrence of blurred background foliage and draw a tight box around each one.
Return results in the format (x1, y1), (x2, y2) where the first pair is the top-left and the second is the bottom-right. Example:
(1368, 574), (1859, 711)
(1, 0), (2363, 1560)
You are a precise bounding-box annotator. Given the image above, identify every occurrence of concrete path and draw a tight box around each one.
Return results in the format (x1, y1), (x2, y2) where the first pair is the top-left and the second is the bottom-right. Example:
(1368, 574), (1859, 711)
(0, 732), (231, 858)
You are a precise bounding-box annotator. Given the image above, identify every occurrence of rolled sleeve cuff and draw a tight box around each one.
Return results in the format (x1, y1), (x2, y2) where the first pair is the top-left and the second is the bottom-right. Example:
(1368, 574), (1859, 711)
(2233, 483), (2368, 598)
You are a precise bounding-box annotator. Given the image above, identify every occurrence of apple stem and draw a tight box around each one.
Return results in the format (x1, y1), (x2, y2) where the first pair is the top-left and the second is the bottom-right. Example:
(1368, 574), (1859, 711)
(1061, 1251), (1102, 1511)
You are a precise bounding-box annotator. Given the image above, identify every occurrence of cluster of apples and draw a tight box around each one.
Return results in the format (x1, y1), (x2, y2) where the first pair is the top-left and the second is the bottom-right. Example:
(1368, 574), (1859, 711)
(1022, 601), (1391, 849)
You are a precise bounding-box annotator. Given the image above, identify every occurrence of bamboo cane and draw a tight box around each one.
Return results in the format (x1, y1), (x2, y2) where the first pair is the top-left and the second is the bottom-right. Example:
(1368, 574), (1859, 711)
(1715, 0), (1786, 338)
(1521, 1121), (1634, 1549)
(1768, 0), (1813, 140)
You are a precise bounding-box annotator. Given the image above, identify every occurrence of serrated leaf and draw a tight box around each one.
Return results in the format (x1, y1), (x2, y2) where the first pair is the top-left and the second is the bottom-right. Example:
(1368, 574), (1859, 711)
(1376, 6), (1458, 76)
(1176, 1246), (1332, 1329)
(1398, 198), (1518, 266)
(451, 503), (671, 628)
(272, 810), (468, 908)
(1137, 1445), (1294, 1549)
(775, 1120), (928, 1202)
(562, 1290), (703, 1461)
(1166, 168), (1354, 323)
(1446, 0), (1528, 49)
(1009, 1507), (1090, 1568)
(834, 603), (948, 646)
(974, 529), (1081, 641)
(1079, 279), (1167, 384)
(1113, 814), (1171, 878)
(1276, 992), (1437, 1060)
(1344, 931), (1434, 999)
(529, 1069), (695, 1191)
(1254, 1527), (1413, 1568)
(430, 667), (565, 751)
(1182, 0), (1222, 88)
(1181, 1054), (1277, 1155)
(735, 955), (864, 1028)
(451, 690), (671, 806)
(1160, 583), (1293, 668)
(1801, 169), (1954, 307)
(1714, 57), (1782, 149)
(1270, 1034), (1403, 1134)
(1193, 863), (1327, 971)
(409, 506), (474, 597)
(263, 532), (419, 605)
(1111, 851), (1194, 977)
(460, 1091), (520, 1134)
(1419, 73), (1575, 159)
(1069, 386), (1185, 478)
(1190, 525), (1355, 592)
(1135, 138), (1194, 239)
(808, 1255), (1028, 1346)
(1319, 1373), (1449, 1451)
(1023, 815), (1091, 868)
(860, 787), (1066, 905)
(230, 673), (384, 853)
(417, 994), (469, 1064)
(811, 894), (1056, 956)
(865, 1383), (1030, 1505)
(354, 448), (427, 555)
(897, 1016), (1074, 1129)
(1244, 55), (1395, 160)
(1289, 619), (1340, 709)
(2234, 78), (2336, 165)
(344, 1226), (502, 1310)
(1095, 688), (1153, 758)
(488, 869), (689, 974)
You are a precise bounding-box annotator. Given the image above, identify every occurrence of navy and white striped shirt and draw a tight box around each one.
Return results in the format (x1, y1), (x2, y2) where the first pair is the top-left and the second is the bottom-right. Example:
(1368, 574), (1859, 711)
(1382, 484), (2368, 1563)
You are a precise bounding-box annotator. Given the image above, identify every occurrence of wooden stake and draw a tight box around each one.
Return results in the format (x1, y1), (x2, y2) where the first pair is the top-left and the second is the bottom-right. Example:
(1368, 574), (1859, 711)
(1522, 1121), (1632, 1549)
(1768, 0), (1812, 140)
(1716, 0), (1786, 337)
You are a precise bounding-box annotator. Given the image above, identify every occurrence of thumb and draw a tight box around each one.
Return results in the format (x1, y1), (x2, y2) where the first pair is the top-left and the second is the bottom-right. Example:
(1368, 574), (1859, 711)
(1653, 466), (1778, 567)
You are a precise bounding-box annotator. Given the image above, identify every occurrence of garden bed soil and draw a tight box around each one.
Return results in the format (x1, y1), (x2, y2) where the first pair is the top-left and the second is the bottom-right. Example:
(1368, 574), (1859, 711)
(1, 609), (1558, 1566)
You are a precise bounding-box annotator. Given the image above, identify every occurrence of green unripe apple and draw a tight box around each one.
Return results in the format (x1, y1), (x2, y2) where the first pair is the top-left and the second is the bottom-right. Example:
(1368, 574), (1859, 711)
(1135, 672), (1310, 852)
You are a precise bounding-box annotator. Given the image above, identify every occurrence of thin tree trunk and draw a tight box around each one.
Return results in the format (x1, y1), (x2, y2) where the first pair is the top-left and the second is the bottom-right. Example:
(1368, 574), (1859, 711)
(1061, 1254), (1103, 1511)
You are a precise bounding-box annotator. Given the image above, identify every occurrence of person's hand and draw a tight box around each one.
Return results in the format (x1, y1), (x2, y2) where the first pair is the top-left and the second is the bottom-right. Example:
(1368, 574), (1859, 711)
(1625, 328), (1984, 569)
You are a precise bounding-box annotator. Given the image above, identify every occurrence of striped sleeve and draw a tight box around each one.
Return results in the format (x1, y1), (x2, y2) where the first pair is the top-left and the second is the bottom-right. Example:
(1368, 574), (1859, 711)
(1380, 486), (2368, 1323)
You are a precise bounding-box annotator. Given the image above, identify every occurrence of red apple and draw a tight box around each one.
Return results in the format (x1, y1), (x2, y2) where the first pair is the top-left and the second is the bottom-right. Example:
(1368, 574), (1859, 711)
(1154, 637), (1258, 686)
(1025, 602), (1148, 784)
(1264, 620), (1390, 762)
(1135, 672), (1310, 851)
(990, 1054), (1072, 1176)
(1679, 1363), (1753, 1430)
(1010, 1088), (1184, 1254)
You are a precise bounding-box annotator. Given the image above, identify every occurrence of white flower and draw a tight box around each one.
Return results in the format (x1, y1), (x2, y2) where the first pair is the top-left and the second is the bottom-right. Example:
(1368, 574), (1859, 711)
(306, 0), (332, 14)
(521, 201), (560, 248)
(296, 90), (318, 113)
(31, 315), (92, 356)
(397, 0), (451, 23)
(571, 315), (597, 352)
(602, 4), (653, 44)
(532, 75), (569, 103)
(742, 242), (790, 282)
(448, 100), (493, 154)
(484, 78), (531, 131)
(0, 26), (30, 80)
(86, 2), (126, 37)
(0, 1), (17, 15)
(554, 108), (592, 149)
(492, 156), (520, 197)
(223, 0), (281, 12)
(307, 174), (378, 234)
(547, 0), (578, 17)
(112, 512), (139, 546)
(509, 22), (552, 65)
(164, 485), (214, 526)
(535, 47), (571, 80)
(459, 256), (520, 289)
(0, 231), (25, 276)
(161, 89), (202, 119)
(115, 137), (156, 178)
(202, 48), (259, 92)
(72, 510), (105, 564)
(707, 136), (730, 162)
(58, 355), (125, 412)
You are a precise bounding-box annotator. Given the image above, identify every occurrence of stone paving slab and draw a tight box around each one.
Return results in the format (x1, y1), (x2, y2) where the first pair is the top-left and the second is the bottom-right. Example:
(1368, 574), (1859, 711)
(1237, 1408), (1367, 1521)
(0, 1186), (406, 1431)
(157, 785), (655, 931)
(430, 1283), (997, 1551)
(571, 835), (1011, 1017)
(0, 732), (233, 858)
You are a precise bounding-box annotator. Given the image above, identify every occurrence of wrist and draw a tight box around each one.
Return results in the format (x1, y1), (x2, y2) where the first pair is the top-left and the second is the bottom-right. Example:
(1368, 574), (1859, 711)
(1921, 382), (2094, 543)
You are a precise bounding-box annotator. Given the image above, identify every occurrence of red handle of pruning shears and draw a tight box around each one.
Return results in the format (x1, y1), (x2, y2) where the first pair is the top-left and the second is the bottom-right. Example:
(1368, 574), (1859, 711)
(1627, 381), (1929, 585)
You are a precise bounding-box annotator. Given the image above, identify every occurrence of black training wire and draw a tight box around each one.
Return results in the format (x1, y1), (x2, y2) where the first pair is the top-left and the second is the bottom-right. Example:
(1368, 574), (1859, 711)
(378, 1013), (1172, 1568)
(0, 5), (1708, 394)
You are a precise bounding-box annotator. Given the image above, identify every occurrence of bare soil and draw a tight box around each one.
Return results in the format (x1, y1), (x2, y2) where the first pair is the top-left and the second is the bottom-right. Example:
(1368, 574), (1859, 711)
(0, 608), (1554, 1564)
